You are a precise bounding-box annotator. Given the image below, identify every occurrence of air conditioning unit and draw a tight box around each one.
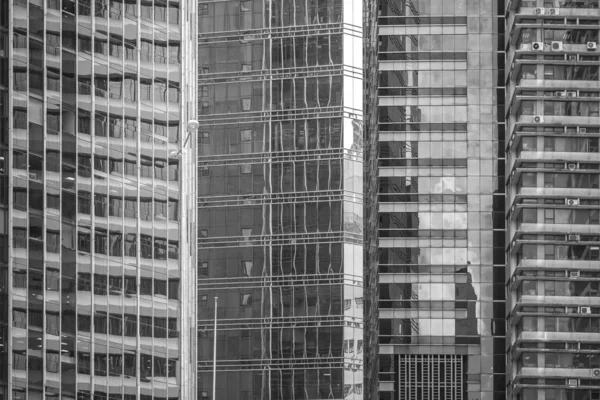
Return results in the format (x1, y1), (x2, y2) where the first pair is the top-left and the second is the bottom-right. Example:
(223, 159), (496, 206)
(535, 7), (545, 14)
(551, 41), (564, 51)
(567, 91), (577, 97)
(570, 271), (580, 278)
(547, 8), (559, 14)
(568, 379), (579, 387)
(579, 127), (587, 134)
(587, 42), (598, 51)
(532, 42), (544, 51)
(593, 369), (600, 378)
(533, 115), (544, 123)
(567, 162), (578, 171)
(580, 306), (592, 314)
(555, 91), (566, 97)
(566, 198), (580, 206)
(567, 234), (581, 242)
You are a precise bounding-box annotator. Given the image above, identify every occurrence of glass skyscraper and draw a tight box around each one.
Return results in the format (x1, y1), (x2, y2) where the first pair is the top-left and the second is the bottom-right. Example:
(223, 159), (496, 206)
(376, 0), (506, 399)
(2, 1), (197, 399)
(506, 0), (600, 399)
(196, 0), (373, 399)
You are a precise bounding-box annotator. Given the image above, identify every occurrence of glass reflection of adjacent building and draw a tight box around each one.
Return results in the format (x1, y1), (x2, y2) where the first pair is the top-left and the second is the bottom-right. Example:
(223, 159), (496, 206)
(506, 0), (600, 399)
(196, 1), (371, 399)
(377, 0), (506, 399)
(5, 1), (196, 399)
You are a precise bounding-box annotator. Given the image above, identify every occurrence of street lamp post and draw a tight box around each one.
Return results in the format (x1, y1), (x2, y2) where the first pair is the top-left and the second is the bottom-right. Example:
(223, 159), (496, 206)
(213, 297), (218, 400)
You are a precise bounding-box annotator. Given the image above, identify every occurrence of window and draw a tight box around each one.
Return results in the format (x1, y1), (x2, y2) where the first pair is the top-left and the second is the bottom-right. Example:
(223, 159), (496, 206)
(94, 273), (107, 295)
(13, 351), (27, 370)
(109, 314), (122, 336)
(47, 352), (60, 373)
(154, 279), (167, 296)
(241, 293), (252, 306)
(140, 316), (152, 337)
(78, 314), (91, 332)
(241, 98), (252, 111)
(109, 354), (122, 376)
(109, 275), (122, 295)
(95, 194), (107, 217)
(242, 261), (253, 277)
(78, 232), (91, 253)
(168, 279), (179, 300)
(168, 241), (179, 260)
(125, 276), (137, 295)
(95, 229), (108, 254)
(124, 314), (137, 336)
(46, 269), (60, 290)
(12, 309), (26, 328)
(95, 353), (107, 376)
(154, 356), (167, 377)
(168, 317), (179, 338)
(140, 235), (153, 258)
(46, 312), (60, 335)
(124, 353), (136, 377)
(154, 317), (166, 338)
(200, 262), (208, 277)
(140, 278), (152, 295)
(78, 273), (92, 291)
(109, 232), (122, 256)
(124, 233), (137, 256)
(168, 199), (179, 220)
(154, 238), (167, 260)
(94, 312), (108, 334)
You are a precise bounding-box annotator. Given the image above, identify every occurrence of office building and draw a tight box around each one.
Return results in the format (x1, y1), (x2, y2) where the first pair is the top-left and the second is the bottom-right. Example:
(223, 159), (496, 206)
(196, 0), (375, 399)
(505, 0), (600, 399)
(2, 1), (197, 399)
(376, 0), (506, 399)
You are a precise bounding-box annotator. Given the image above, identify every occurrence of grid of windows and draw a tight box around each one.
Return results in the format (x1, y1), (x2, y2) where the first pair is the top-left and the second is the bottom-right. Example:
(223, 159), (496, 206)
(197, 0), (367, 399)
(6, 0), (193, 399)
(506, 0), (600, 399)
(377, 0), (506, 399)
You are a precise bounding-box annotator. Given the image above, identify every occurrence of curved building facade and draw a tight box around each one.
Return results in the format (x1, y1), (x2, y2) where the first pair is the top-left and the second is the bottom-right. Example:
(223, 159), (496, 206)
(506, 0), (600, 399)
(196, 1), (370, 399)
(3, 1), (197, 399)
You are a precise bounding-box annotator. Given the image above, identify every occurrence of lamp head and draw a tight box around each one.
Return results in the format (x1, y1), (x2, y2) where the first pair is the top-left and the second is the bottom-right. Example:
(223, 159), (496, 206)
(187, 120), (200, 132)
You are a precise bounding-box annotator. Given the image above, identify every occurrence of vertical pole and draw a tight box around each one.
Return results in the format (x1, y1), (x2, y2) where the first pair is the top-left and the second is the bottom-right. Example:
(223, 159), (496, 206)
(213, 296), (218, 400)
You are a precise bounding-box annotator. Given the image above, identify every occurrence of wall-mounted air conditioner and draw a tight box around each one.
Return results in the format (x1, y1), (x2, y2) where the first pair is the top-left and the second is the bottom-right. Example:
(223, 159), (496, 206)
(587, 42), (598, 51)
(533, 115), (544, 123)
(566, 162), (578, 171)
(547, 8), (559, 15)
(580, 306), (592, 314)
(535, 7), (545, 15)
(551, 41), (563, 51)
(532, 42), (544, 51)
(579, 127), (587, 134)
(565, 198), (580, 206)
(568, 379), (579, 387)
(570, 271), (580, 278)
(567, 234), (581, 242)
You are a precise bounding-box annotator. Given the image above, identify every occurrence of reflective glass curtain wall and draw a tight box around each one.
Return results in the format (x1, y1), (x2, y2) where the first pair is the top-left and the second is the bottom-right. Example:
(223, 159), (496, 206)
(6, 1), (196, 399)
(377, 0), (506, 399)
(506, 0), (600, 399)
(197, 1), (366, 399)
(0, 0), (9, 398)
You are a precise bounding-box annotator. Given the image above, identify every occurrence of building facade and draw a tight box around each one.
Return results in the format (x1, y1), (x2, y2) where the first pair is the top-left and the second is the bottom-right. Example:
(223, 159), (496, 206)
(2, 1), (196, 399)
(196, 0), (372, 399)
(505, 0), (600, 399)
(376, 0), (506, 399)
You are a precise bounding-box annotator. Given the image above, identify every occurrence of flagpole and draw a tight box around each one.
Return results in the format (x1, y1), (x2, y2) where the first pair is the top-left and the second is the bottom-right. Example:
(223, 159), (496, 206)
(213, 297), (218, 400)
